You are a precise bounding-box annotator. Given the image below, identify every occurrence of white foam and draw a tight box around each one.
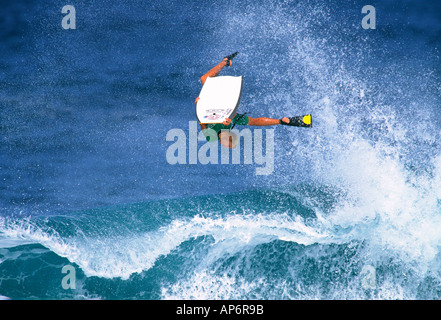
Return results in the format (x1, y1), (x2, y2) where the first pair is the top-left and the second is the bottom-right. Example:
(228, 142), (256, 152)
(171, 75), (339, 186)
(161, 270), (264, 300)
(0, 211), (336, 280)
(0, 237), (34, 249)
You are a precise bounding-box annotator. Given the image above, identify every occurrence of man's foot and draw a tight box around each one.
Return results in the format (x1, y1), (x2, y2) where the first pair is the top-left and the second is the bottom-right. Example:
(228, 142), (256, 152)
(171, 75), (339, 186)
(223, 52), (239, 67)
(280, 117), (290, 124)
(223, 58), (232, 67)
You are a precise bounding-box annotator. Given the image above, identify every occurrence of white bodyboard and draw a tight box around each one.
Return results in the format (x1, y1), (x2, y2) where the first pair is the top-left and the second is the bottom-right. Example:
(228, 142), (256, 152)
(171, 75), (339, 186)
(196, 76), (243, 124)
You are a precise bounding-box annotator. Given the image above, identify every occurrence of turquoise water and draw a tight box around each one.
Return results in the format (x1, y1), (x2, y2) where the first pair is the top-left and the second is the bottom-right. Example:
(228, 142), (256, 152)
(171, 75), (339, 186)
(2, 181), (441, 299)
(1, 0), (441, 299)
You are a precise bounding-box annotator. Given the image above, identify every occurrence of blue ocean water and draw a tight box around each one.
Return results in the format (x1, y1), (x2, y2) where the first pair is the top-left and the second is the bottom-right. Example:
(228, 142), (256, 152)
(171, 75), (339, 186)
(1, 0), (441, 299)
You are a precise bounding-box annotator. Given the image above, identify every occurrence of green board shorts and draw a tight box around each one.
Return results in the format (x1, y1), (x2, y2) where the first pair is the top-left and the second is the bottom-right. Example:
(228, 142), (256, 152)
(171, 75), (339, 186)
(202, 113), (249, 142)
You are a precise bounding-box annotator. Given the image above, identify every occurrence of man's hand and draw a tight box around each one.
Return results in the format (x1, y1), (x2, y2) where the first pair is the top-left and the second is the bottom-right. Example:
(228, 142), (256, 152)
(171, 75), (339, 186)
(223, 118), (232, 126)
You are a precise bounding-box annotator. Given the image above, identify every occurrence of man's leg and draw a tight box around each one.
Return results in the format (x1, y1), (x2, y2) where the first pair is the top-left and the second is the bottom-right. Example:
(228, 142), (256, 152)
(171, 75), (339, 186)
(248, 117), (289, 126)
(200, 58), (230, 85)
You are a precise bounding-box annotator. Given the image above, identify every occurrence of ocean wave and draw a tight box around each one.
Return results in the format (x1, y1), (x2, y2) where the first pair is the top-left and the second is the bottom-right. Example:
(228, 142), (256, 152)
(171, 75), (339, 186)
(1, 0), (440, 299)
